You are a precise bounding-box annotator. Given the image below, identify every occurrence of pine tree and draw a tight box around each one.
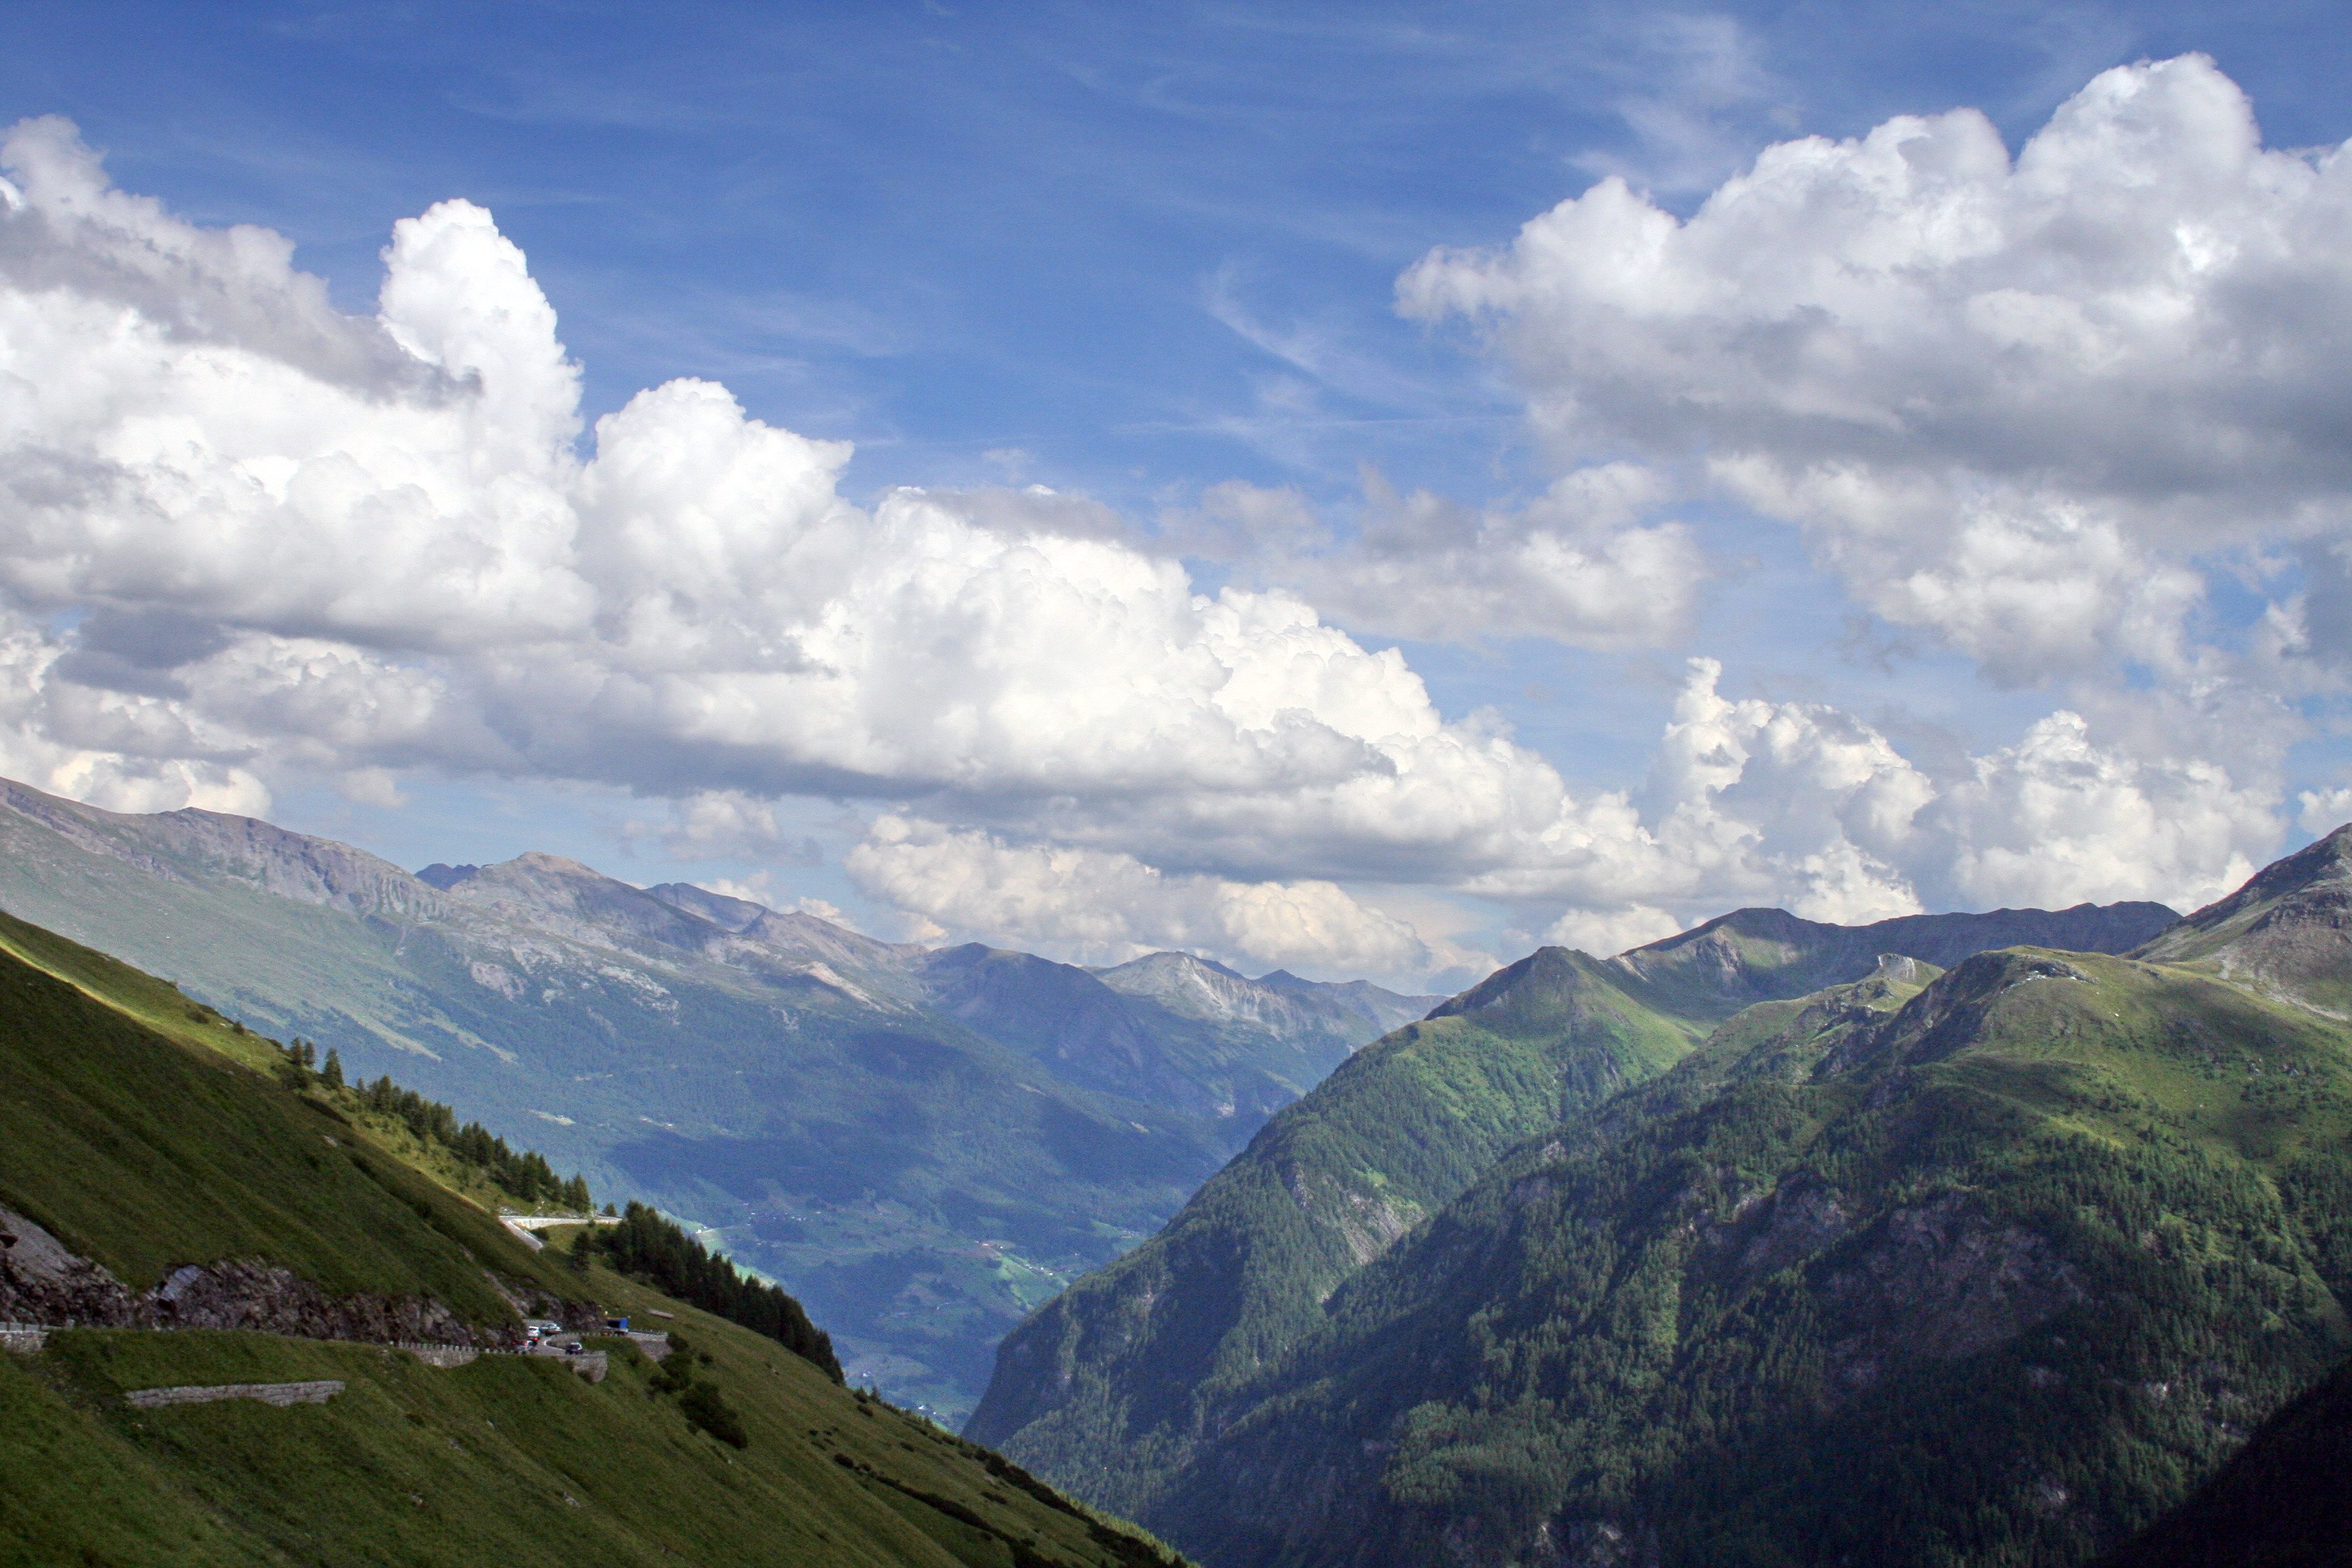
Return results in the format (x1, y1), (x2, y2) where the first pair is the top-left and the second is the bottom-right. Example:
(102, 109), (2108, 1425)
(321, 1047), (344, 1088)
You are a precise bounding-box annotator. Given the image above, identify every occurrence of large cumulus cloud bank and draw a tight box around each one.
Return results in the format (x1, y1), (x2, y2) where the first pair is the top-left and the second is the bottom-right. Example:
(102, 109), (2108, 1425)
(0, 93), (2315, 984)
(1402, 52), (2352, 687)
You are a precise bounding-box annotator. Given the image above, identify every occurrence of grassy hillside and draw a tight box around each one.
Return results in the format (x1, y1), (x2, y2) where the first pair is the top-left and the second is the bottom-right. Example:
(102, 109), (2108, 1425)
(0, 1297), (1179, 1567)
(1146, 945), (2352, 1567)
(0, 909), (568, 1319)
(0, 909), (1184, 1567)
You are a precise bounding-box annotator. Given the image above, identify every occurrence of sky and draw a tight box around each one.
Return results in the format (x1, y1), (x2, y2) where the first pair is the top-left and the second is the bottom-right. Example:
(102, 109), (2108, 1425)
(3, 1), (2351, 990)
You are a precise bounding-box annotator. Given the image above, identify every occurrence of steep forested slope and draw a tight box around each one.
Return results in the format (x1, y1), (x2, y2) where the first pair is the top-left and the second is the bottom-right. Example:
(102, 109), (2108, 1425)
(966, 899), (2177, 1518)
(2100, 1351), (2352, 1567)
(0, 910), (1182, 1568)
(1115, 840), (2352, 1567)
(967, 947), (1703, 1514)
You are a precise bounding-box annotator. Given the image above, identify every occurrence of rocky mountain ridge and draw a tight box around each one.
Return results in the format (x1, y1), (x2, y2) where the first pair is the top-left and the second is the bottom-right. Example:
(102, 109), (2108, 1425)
(0, 774), (1422, 1420)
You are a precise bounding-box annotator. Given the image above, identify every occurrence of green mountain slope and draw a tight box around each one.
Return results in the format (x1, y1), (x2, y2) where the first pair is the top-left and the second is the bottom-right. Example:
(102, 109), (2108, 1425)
(967, 948), (1703, 1516)
(0, 910), (1183, 1568)
(0, 908), (570, 1330)
(0, 777), (1417, 1420)
(964, 899), (2175, 1518)
(1121, 848), (2352, 1566)
(2099, 1352), (2352, 1568)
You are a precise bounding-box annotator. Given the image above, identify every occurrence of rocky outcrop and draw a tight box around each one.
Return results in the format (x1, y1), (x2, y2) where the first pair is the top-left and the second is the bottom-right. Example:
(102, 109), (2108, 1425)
(0, 1205), (591, 1345)
(1818, 1194), (2089, 1397)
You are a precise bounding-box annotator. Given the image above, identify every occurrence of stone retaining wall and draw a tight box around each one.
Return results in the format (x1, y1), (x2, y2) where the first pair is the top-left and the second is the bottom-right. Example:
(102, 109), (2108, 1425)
(126, 1380), (344, 1407)
(2, 1323), (606, 1381)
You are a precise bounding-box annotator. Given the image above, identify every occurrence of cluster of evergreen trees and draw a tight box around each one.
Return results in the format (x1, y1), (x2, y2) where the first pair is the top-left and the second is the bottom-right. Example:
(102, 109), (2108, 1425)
(576, 1202), (842, 1383)
(647, 1330), (750, 1448)
(263, 1041), (841, 1387)
(272, 1036), (593, 1212)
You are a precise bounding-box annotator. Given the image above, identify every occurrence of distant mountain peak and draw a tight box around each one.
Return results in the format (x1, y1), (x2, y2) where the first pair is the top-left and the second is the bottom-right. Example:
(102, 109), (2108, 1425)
(2131, 822), (2352, 1013)
(1426, 946), (1597, 1024)
(1602, 899), (2179, 1019)
(502, 849), (605, 877)
(2159, 822), (2352, 930)
(415, 862), (480, 889)
(1092, 950), (1247, 983)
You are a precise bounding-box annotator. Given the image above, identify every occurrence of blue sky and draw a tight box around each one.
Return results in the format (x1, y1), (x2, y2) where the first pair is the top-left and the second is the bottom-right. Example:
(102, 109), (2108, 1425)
(32, 2), (2348, 500)
(3, 2), (2350, 985)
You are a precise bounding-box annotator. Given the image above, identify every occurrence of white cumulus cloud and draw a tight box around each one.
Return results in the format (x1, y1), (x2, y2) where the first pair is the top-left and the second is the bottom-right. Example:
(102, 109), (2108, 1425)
(1401, 54), (2352, 683)
(845, 816), (1432, 976)
(1171, 464), (1706, 650)
(1933, 710), (2274, 911)
(0, 109), (2311, 985)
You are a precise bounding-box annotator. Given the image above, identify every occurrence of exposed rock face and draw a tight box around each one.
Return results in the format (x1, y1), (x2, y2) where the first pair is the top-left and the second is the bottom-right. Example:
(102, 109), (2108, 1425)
(0, 1206), (128, 1324)
(1330, 1188), (1420, 1270)
(1719, 1178), (1852, 1287)
(1537, 1518), (1660, 1568)
(1820, 1194), (2089, 1396)
(0, 1205), (591, 1345)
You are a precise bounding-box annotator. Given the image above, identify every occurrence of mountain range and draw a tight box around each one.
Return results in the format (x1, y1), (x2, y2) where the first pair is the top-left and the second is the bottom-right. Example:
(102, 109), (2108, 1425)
(0, 775), (1432, 1420)
(968, 835), (2352, 1566)
(965, 898), (2180, 1516)
(14, 764), (2347, 1562)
